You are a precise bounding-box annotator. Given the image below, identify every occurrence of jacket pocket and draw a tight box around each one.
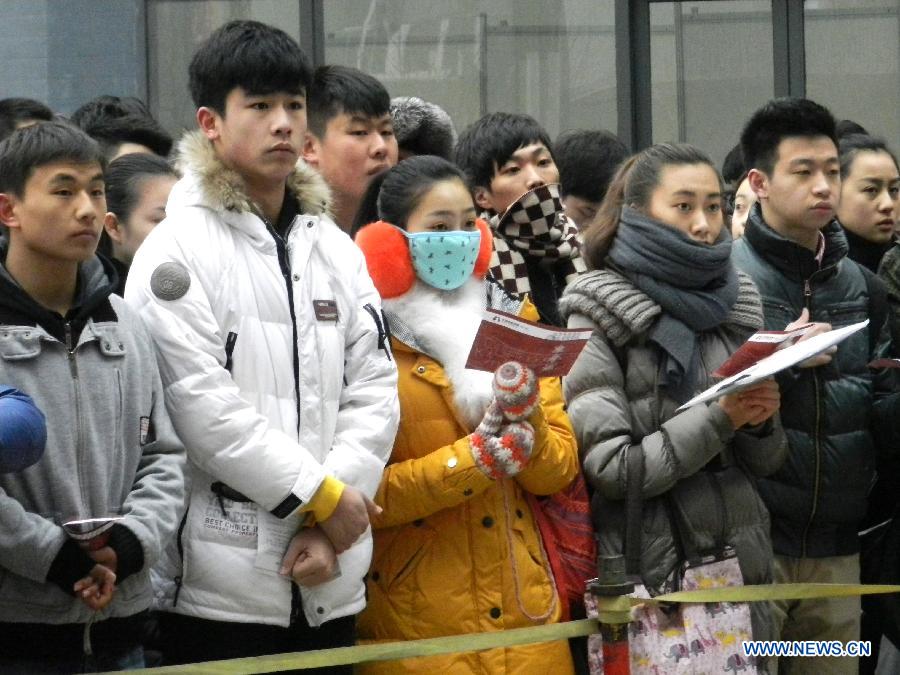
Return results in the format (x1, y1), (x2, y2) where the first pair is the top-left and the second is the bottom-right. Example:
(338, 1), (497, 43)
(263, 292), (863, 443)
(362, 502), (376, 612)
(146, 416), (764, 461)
(511, 502), (545, 568)
(510, 505), (556, 615)
(371, 522), (435, 592)
(826, 302), (868, 326)
(760, 300), (796, 331)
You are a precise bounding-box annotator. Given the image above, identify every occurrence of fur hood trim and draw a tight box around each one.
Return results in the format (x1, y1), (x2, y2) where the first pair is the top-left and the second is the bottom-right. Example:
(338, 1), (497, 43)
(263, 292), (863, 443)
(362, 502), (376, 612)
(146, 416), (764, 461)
(175, 130), (331, 216)
(384, 278), (495, 429)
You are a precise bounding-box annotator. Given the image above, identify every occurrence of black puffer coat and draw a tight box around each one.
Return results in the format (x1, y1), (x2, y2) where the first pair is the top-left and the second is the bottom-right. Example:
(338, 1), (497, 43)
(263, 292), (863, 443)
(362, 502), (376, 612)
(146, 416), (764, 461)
(732, 204), (900, 559)
(561, 268), (787, 642)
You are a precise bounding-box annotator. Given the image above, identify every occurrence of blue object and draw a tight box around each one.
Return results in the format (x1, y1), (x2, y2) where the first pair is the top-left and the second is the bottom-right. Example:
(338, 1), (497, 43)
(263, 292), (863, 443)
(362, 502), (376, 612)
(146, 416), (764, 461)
(0, 386), (47, 472)
(401, 228), (481, 291)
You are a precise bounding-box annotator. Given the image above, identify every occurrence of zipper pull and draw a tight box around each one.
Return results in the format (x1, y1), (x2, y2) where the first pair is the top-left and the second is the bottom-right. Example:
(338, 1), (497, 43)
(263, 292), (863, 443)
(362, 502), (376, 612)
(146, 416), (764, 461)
(65, 322), (74, 353)
(804, 279), (812, 308)
(82, 613), (95, 656)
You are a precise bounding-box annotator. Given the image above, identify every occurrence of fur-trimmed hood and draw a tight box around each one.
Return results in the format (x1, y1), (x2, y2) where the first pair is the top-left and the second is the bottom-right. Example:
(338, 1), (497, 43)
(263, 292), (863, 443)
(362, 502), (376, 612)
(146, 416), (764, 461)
(175, 129), (331, 217)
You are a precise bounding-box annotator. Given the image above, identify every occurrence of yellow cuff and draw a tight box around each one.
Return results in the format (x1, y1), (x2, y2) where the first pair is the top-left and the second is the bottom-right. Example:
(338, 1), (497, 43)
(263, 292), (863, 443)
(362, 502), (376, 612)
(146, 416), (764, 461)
(301, 476), (346, 523)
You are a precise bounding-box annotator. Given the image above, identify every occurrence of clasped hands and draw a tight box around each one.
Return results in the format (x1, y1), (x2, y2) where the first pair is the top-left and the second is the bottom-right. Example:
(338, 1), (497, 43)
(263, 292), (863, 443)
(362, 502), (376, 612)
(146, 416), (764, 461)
(470, 362), (541, 479)
(280, 485), (381, 589)
(73, 543), (117, 611)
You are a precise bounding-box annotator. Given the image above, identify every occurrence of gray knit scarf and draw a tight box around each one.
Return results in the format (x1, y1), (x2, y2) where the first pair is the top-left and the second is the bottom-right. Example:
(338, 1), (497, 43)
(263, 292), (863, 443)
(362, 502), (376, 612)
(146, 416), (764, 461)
(605, 207), (739, 402)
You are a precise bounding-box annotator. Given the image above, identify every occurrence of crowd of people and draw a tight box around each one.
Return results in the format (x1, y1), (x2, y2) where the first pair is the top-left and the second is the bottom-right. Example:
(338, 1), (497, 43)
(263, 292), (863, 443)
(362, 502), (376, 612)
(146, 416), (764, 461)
(0, 18), (898, 675)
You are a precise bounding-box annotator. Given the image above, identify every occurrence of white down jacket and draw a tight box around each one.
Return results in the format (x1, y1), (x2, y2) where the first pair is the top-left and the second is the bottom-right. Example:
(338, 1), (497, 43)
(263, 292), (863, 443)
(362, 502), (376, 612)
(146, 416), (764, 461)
(125, 131), (399, 627)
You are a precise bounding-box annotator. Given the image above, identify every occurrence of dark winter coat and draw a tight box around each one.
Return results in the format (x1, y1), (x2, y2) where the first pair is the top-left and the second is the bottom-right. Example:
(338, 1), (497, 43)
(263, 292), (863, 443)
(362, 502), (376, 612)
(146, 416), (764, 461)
(732, 204), (900, 559)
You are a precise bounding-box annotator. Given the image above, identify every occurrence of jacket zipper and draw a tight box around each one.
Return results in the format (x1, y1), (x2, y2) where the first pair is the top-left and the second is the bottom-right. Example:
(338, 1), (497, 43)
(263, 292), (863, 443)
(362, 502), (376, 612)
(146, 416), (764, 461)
(264, 215), (304, 625)
(65, 323), (87, 505)
(266, 218), (303, 436)
(800, 278), (822, 557)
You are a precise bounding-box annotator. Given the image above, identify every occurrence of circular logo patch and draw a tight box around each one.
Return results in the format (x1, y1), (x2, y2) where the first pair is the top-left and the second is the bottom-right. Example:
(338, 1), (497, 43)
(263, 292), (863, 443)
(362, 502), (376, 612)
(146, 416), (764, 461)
(150, 262), (191, 301)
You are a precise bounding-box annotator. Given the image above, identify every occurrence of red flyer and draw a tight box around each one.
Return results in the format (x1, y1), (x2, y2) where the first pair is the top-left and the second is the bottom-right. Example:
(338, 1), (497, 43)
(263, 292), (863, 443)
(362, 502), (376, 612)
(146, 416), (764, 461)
(714, 324), (813, 378)
(464, 309), (593, 377)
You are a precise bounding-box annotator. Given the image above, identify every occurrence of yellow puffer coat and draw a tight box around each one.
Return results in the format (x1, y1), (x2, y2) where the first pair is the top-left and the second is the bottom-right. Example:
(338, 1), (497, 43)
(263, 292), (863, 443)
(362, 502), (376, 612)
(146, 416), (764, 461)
(357, 303), (578, 674)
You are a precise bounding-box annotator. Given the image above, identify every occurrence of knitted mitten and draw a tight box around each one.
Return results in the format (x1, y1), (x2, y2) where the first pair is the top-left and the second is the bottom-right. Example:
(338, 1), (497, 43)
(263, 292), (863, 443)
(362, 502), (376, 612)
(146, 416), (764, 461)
(469, 402), (535, 479)
(470, 401), (506, 479)
(492, 421), (534, 476)
(492, 361), (539, 422)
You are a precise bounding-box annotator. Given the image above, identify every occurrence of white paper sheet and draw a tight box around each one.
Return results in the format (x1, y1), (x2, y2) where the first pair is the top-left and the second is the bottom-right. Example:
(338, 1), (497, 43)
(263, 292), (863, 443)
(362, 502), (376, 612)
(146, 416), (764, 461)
(677, 319), (869, 411)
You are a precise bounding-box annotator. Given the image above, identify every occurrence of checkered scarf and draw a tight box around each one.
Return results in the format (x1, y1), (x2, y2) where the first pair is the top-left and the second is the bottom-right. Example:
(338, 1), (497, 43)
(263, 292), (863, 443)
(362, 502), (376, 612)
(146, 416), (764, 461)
(487, 183), (587, 297)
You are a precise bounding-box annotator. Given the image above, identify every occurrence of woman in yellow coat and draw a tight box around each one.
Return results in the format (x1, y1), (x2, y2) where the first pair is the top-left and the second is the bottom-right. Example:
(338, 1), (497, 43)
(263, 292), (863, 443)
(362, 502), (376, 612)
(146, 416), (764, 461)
(353, 156), (578, 674)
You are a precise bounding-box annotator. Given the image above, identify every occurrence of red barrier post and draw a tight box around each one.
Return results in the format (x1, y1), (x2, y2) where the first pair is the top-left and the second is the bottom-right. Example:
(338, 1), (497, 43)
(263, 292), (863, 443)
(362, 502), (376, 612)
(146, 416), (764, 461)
(589, 555), (633, 675)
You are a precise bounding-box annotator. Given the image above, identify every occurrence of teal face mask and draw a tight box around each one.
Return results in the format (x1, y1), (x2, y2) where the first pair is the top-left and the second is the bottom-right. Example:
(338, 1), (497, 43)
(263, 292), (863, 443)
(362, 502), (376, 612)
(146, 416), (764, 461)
(402, 229), (482, 291)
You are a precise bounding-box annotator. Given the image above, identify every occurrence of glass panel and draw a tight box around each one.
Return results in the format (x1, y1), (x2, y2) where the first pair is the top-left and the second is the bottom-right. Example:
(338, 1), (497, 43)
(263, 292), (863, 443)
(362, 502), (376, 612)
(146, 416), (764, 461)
(805, 0), (900, 145)
(323, 0), (617, 140)
(650, 1), (774, 169)
(147, 0), (301, 137)
(0, 0), (145, 116)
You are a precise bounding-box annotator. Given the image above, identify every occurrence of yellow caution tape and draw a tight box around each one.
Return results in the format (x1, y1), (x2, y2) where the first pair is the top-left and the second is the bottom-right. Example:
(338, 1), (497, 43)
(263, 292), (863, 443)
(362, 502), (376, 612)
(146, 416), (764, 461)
(100, 583), (900, 673)
(650, 583), (900, 605)
(100, 619), (598, 674)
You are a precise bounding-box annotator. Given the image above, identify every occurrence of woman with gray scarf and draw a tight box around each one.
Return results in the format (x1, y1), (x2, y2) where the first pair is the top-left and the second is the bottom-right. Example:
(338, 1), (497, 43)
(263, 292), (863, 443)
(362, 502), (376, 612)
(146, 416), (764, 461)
(560, 143), (787, 651)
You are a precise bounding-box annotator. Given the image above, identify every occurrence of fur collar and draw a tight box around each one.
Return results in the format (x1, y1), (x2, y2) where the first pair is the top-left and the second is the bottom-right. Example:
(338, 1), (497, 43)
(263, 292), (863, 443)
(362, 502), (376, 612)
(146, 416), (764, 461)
(175, 130), (331, 216)
(384, 278), (494, 429)
(559, 268), (763, 346)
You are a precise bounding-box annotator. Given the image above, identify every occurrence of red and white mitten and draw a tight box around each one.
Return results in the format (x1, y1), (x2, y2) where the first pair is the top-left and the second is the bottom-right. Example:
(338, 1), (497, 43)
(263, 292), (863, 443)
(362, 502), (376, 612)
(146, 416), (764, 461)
(469, 408), (535, 479)
(493, 361), (539, 422)
(470, 401), (506, 479)
(492, 421), (535, 476)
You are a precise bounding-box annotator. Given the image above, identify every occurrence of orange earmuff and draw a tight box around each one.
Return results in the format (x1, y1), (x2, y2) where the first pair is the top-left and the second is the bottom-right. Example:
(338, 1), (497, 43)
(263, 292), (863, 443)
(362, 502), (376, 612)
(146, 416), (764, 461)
(355, 218), (494, 298)
(354, 221), (417, 299)
(474, 218), (493, 278)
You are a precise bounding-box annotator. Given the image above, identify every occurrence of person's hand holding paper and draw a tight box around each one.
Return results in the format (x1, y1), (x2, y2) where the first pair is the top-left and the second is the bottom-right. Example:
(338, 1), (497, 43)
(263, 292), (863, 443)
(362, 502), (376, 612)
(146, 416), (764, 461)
(718, 378), (781, 429)
(785, 308), (836, 368)
(678, 319), (869, 411)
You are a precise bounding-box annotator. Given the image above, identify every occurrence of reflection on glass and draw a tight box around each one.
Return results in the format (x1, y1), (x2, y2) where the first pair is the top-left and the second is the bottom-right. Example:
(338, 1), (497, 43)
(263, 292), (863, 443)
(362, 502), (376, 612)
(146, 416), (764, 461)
(650, 1), (774, 170)
(323, 1), (617, 139)
(147, 0), (301, 136)
(805, 0), (900, 145)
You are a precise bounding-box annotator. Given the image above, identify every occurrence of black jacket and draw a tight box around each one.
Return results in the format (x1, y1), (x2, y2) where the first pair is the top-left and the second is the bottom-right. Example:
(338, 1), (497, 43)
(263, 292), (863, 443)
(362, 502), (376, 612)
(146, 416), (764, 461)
(732, 204), (900, 558)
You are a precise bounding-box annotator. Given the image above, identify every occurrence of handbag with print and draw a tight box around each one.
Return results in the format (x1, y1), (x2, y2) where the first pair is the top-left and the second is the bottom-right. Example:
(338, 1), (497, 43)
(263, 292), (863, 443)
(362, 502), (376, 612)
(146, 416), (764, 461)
(584, 444), (758, 674)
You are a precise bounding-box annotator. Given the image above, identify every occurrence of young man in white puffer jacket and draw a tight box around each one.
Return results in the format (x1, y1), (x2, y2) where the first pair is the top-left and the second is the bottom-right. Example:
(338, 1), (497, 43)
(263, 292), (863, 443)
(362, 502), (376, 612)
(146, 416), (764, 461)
(125, 21), (398, 670)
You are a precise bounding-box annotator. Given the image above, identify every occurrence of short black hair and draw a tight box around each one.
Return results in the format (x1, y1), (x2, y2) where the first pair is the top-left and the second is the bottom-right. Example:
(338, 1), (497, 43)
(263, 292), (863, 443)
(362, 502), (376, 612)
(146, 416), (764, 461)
(740, 97), (837, 175)
(838, 134), (899, 180)
(0, 121), (106, 197)
(70, 95), (172, 158)
(455, 112), (553, 190)
(307, 65), (391, 138)
(70, 95), (153, 128)
(0, 98), (54, 142)
(721, 143), (746, 186)
(836, 119), (869, 139)
(189, 20), (312, 114)
(352, 155), (467, 235)
(554, 129), (628, 203)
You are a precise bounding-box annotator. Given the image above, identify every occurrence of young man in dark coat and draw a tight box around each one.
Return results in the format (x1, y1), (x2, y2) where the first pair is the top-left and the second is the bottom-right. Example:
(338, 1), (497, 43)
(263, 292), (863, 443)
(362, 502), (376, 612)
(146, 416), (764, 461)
(732, 97), (900, 675)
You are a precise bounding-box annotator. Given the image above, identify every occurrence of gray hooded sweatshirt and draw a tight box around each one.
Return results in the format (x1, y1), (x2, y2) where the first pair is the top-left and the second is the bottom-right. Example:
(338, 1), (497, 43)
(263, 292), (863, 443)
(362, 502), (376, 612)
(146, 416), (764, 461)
(0, 249), (186, 625)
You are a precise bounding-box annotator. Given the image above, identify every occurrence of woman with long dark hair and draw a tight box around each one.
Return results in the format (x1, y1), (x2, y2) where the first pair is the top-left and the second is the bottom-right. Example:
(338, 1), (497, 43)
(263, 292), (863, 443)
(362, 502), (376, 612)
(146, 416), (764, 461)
(561, 143), (786, 654)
